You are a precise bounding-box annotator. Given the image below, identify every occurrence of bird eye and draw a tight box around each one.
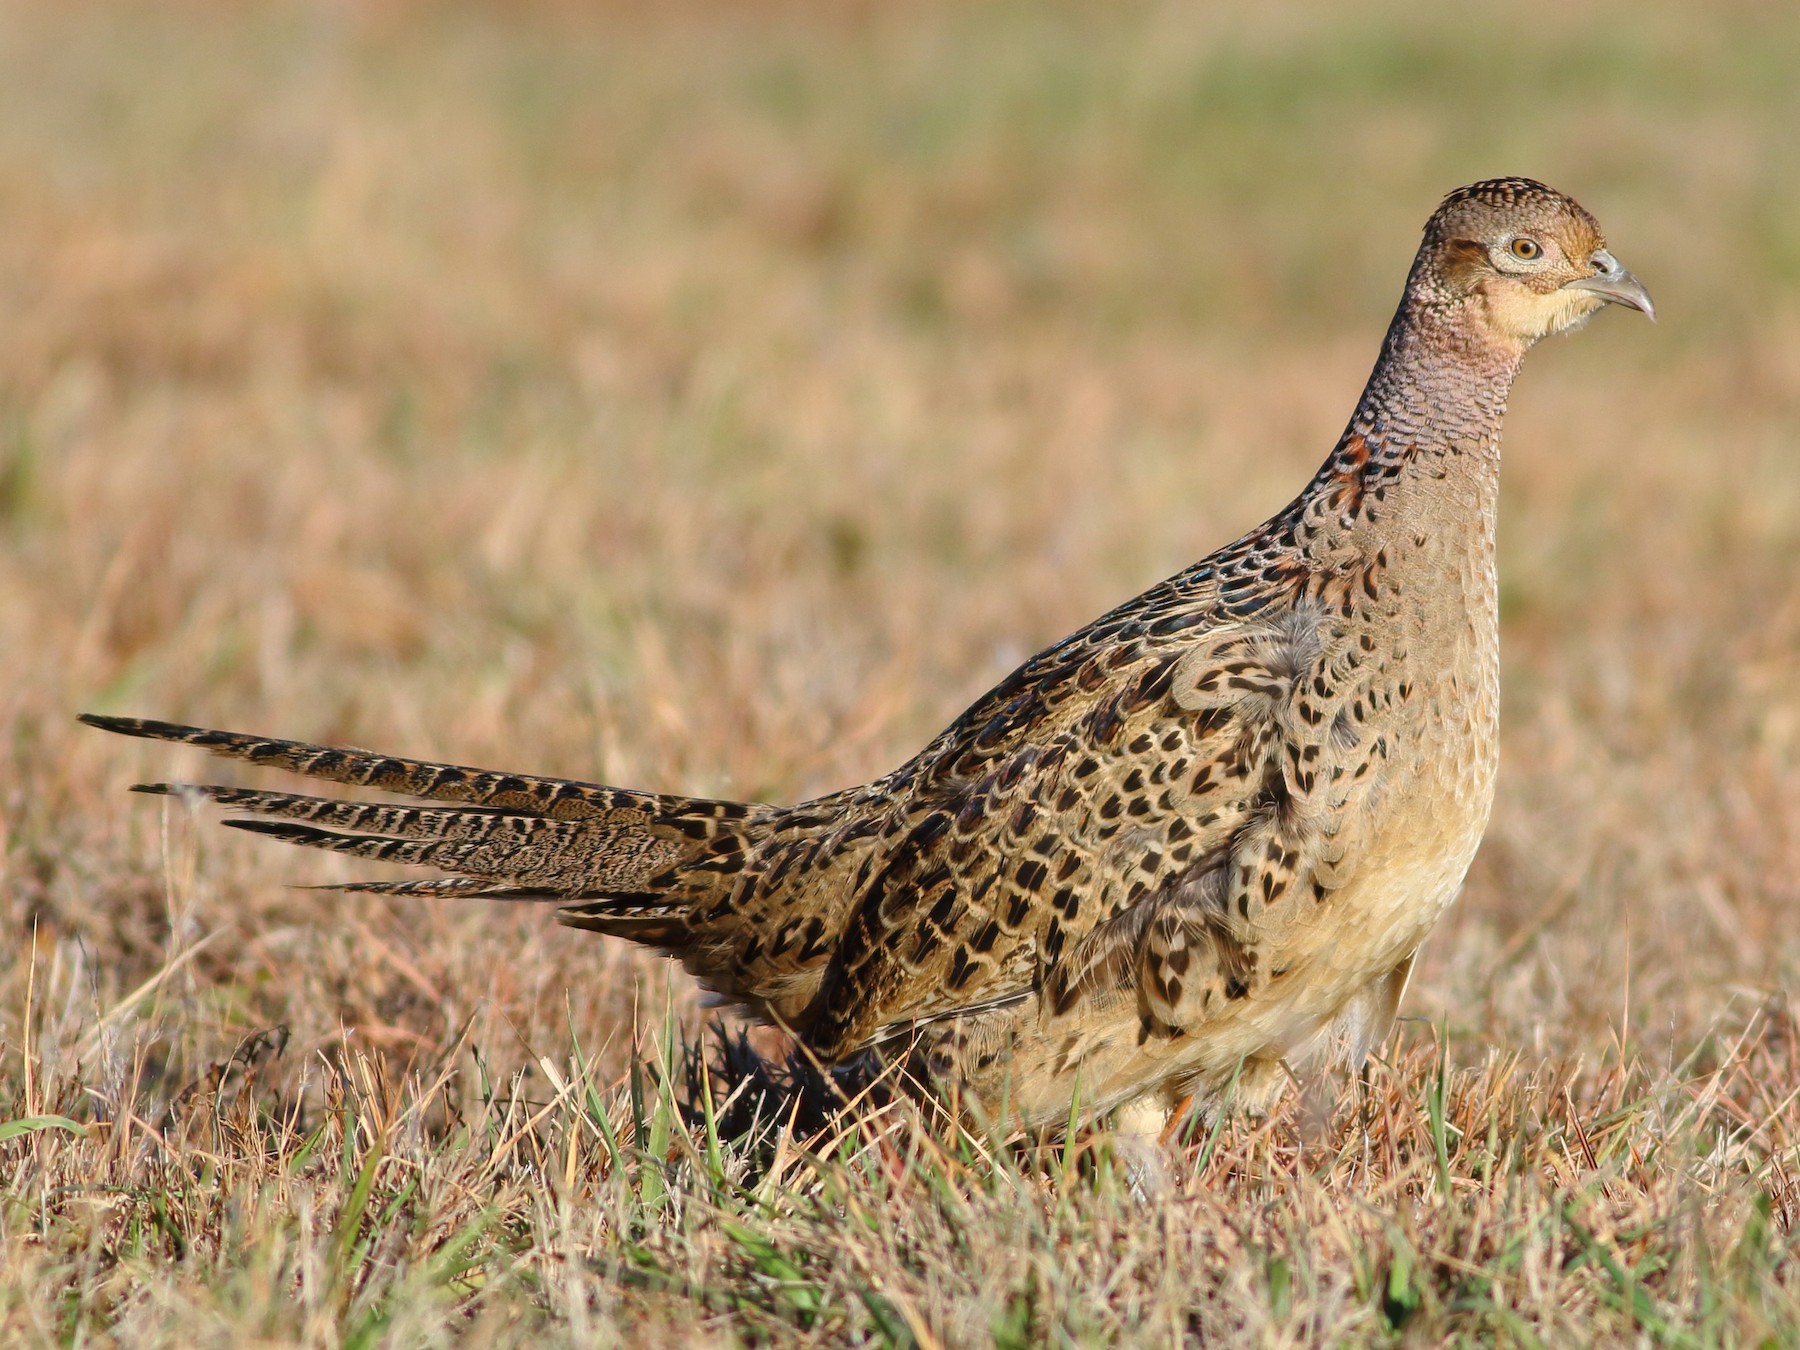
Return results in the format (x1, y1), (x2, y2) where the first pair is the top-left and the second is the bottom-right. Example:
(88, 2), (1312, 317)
(1509, 237), (1542, 261)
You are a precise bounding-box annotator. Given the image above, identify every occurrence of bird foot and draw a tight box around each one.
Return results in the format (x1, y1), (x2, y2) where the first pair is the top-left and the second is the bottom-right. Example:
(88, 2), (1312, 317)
(1111, 1099), (1175, 1201)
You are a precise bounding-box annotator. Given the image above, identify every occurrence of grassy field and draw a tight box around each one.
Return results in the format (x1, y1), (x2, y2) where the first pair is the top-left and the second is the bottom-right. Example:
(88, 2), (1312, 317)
(3, 0), (1799, 1343)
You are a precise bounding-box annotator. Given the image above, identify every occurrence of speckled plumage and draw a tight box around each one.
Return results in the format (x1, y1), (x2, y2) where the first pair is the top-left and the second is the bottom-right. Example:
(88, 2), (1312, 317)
(85, 178), (1651, 1129)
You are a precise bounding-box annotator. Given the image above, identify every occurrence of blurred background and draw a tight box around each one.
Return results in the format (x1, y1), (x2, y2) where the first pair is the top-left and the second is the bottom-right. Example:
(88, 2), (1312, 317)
(1, 0), (1797, 1091)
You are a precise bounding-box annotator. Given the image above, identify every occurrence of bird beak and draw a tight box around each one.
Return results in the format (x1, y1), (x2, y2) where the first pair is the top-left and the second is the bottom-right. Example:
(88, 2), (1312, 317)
(1562, 249), (1655, 321)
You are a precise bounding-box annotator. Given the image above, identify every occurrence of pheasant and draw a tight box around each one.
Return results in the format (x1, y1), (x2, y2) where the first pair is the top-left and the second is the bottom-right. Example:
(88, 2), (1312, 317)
(85, 179), (1651, 1129)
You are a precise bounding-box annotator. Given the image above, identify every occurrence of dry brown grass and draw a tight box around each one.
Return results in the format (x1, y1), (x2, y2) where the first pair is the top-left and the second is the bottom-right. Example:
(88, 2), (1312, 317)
(3, 0), (1800, 1343)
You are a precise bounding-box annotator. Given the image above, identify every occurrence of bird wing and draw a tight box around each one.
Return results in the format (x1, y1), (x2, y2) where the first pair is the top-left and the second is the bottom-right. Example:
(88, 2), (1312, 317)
(802, 597), (1387, 1058)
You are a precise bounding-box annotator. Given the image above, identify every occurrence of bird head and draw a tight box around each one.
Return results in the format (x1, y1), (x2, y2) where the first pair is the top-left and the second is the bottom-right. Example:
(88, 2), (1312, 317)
(1419, 177), (1653, 350)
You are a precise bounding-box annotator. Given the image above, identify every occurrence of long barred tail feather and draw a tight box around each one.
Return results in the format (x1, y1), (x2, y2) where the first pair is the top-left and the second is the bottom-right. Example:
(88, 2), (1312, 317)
(305, 877), (564, 901)
(81, 713), (770, 923)
(218, 814), (591, 875)
(79, 714), (757, 830)
(136, 782), (571, 840)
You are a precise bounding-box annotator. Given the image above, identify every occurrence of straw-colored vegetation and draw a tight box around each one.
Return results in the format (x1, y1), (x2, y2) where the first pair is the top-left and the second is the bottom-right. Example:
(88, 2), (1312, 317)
(3, 1), (1798, 1344)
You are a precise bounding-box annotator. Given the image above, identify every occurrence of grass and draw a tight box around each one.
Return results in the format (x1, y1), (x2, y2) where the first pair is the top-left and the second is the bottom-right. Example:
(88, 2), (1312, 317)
(3, 0), (1799, 1342)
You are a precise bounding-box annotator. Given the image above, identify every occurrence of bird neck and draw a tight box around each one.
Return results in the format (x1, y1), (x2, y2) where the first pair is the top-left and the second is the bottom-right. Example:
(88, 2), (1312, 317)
(1333, 284), (1525, 479)
(1260, 285), (1524, 585)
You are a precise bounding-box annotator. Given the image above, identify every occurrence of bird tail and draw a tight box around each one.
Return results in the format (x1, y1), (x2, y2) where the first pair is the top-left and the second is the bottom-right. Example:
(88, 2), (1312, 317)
(78, 714), (775, 958)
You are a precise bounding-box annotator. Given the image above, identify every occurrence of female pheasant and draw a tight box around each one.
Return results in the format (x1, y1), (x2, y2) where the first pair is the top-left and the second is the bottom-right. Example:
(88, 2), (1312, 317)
(86, 179), (1652, 1128)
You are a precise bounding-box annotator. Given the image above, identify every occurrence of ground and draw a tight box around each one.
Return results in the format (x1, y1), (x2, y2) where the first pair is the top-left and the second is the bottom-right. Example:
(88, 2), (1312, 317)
(2, 1), (1799, 1344)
